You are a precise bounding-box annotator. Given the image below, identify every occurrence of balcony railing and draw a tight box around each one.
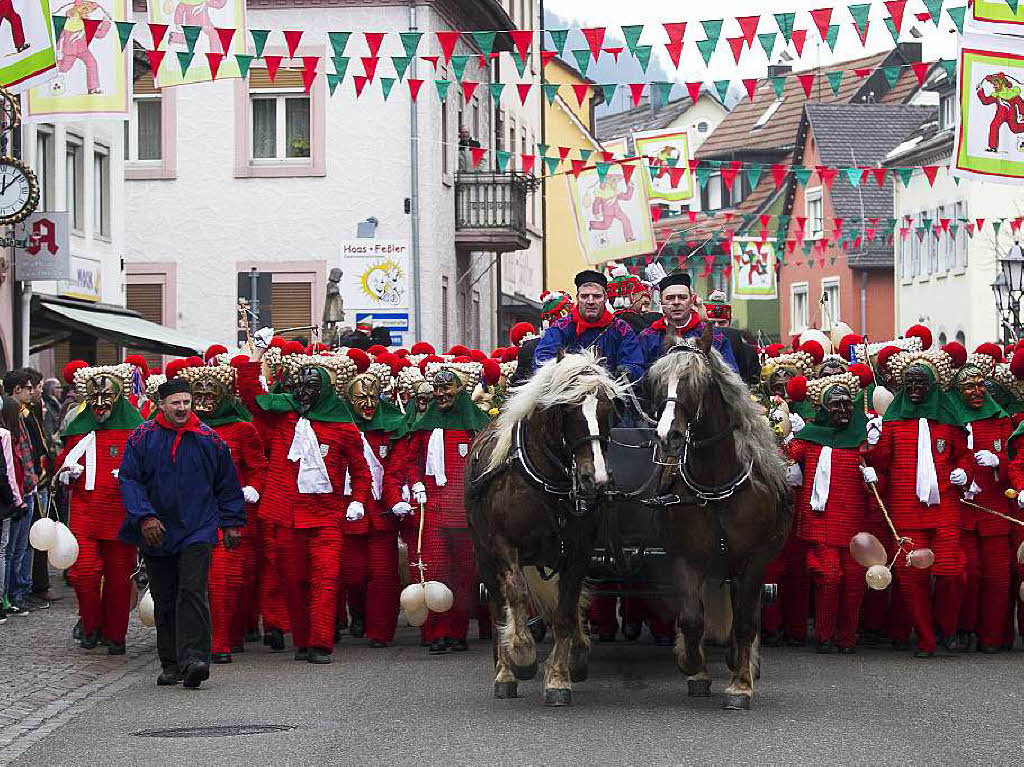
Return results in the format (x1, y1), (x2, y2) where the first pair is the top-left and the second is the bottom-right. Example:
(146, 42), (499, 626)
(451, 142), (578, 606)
(455, 171), (531, 253)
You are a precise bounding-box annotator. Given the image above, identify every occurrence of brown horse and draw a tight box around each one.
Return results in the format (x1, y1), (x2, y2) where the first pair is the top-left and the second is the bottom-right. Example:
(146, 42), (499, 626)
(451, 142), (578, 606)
(647, 328), (792, 710)
(465, 350), (626, 706)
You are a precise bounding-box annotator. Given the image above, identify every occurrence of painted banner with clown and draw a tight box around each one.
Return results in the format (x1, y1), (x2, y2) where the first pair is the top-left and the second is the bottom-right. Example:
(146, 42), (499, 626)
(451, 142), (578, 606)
(633, 128), (694, 203)
(0, 0), (57, 94)
(730, 238), (777, 300)
(566, 164), (656, 265)
(952, 32), (1024, 184)
(969, 0), (1024, 35)
(149, 0), (246, 87)
(25, 0), (129, 121)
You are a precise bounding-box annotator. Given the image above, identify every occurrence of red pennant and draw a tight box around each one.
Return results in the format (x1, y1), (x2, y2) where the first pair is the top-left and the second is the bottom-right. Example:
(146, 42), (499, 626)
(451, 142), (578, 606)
(521, 154), (535, 175)
(663, 22), (687, 43)
(149, 23), (168, 49)
(420, 55), (439, 72)
(737, 15), (760, 46)
(816, 165), (837, 190)
(809, 8), (833, 42)
(516, 83), (531, 105)
(792, 29), (807, 57)
(206, 52), (224, 80)
(621, 163), (636, 185)
(760, 215), (771, 228)
(867, 228), (876, 240)
(571, 83), (589, 107)
(796, 217), (807, 232)
(477, 54), (487, 69)
(871, 167), (888, 187)
(364, 32), (385, 58)
(853, 20), (870, 46)
(966, 223), (975, 237)
(600, 151), (614, 162)
(685, 81), (702, 104)
(922, 165), (939, 186)
(722, 163), (740, 190)
(146, 49), (165, 77)
(854, 67), (872, 78)
(510, 30), (532, 62)
(833, 217), (844, 233)
(1013, 216), (1023, 233)
(976, 218), (986, 230)
(629, 83), (645, 107)
(283, 30), (303, 58)
(558, 146), (571, 160)
(353, 76), (368, 98)
(436, 31), (459, 64)
(885, 1), (907, 34)
(797, 73), (815, 98)
(914, 12), (931, 24)
(581, 27), (606, 60)
(687, 210), (698, 224)
(772, 164), (788, 189)
(668, 167), (686, 188)
(264, 55), (283, 82)
(911, 62), (929, 85)
(727, 37), (744, 64)
(742, 78), (758, 101)
(361, 56), (378, 81)
(665, 40), (684, 68)
(604, 47), (624, 62)
(461, 81), (478, 102)
(470, 146), (486, 168)
(214, 27), (234, 56)
(651, 205), (663, 222)
(301, 57), (318, 93)
(82, 18), (101, 45)
(939, 218), (950, 233)
(570, 159), (586, 177)
(408, 78), (424, 101)
(540, 50), (557, 67)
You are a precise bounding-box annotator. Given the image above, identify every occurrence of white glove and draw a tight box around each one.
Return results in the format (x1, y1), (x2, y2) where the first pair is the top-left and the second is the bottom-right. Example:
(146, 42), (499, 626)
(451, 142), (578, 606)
(253, 327), (275, 349)
(391, 501), (412, 518)
(949, 468), (968, 486)
(975, 450), (999, 468)
(411, 482), (427, 505)
(60, 465), (84, 484)
(242, 485), (260, 504)
(1018, 492), (1024, 509)
(860, 466), (878, 484)
(789, 413), (806, 434)
(346, 501), (365, 521)
(785, 463), (803, 487)
(866, 416), (883, 446)
(110, 469), (119, 479)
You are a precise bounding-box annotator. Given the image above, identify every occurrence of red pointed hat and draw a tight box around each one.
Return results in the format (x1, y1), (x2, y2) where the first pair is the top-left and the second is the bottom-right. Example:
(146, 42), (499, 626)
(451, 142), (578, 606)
(509, 322), (536, 347)
(205, 344), (228, 361)
(410, 342), (435, 355)
(347, 348), (371, 373)
(848, 363), (874, 388)
(940, 342), (967, 369)
(124, 354), (150, 377)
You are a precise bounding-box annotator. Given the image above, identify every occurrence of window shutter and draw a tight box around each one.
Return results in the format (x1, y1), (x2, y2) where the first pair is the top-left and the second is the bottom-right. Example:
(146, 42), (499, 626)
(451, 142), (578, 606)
(125, 282), (164, 368)
(133, 72), (160, 96)
(270, 281), (312, 339)
(250, 67), (305, 90)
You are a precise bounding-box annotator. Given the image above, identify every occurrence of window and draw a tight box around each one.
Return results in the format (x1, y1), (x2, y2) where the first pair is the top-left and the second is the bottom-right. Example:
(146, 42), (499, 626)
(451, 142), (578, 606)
(955, 200), (968, 270)
(65, 137), (84, 233)
(703, 172), (725, 211)
(927, 208), (938, 274)
(805, 187), (823, 240)
(900, 225), (910, 279)
(938, 332), (947, 346)
(93, 145), (110, 238)
(955, 330), (965, 347)
(471, 290), (481, 348)
(751, 97), (784, 131)
(269, 279), (313, 340)
(125, 280), (165, 369)
(791, 283), (809, 333)
(821, 278), (840, 325)
(125, 87), (162, 162)
(251, 94), (310, 160)
(441, 276), (450, 349)
(35, 128), (53, 211)
(696, 121), (709, 133)
(241, 66), (319, 174)
(910, 213), (921, 277)
(940, 204), (955, 271)
(940, 93), (955, 130)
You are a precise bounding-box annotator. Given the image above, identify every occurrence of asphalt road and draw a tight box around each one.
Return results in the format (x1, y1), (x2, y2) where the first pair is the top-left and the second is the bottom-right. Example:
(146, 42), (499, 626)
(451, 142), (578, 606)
(12, 619), (1024, 766)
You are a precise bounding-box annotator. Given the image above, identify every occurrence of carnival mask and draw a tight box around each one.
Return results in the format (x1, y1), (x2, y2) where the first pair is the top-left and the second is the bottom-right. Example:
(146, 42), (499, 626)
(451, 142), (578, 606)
(956, 367), (987, 411)
(817, 359), (847, 379)
(768, 368), (795, 399)
(824, 387), (853, 428)
(413, 381), (433, 414)
(293, 366), (322, 414)
(347, 374), (381, 421)
(85, 375), (120, 423)
(432, 370), (462, 412)
(192, 376), (227, 416)
(904, 364), (934, 405)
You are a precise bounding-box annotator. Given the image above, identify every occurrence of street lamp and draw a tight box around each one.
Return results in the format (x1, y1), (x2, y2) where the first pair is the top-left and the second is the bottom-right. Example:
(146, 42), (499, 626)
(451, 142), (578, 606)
(992, 241), (1024, 343)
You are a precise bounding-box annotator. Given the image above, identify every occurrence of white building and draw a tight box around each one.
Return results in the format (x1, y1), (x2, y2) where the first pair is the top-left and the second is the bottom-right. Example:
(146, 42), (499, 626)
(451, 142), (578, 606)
(123, 0), (529, 353)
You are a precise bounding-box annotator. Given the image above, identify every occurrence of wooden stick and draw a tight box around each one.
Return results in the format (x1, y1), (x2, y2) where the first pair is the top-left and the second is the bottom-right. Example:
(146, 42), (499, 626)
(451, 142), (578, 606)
(415, 500), (427, 584)
(960, 497), (1024, 527)
(861, 460), (902, 544)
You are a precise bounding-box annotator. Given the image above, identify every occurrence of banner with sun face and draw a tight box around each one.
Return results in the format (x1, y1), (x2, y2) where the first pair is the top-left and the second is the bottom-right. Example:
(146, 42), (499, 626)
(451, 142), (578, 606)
(340, 239), (410, 312)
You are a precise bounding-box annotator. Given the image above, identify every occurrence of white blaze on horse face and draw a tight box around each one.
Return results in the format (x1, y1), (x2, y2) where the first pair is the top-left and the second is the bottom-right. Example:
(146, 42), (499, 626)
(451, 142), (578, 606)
(583, 393), (608, 486)
(657, 371), (680, 442)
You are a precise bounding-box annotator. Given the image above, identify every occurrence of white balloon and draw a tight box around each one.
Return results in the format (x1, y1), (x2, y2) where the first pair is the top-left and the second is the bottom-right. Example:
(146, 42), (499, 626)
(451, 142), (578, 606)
(29, 517), (58, 551)
(865, 564), (892, 591)
(406, 605), (428, 627)
(47, 523), (79, 570)
(423, 580), (454, 613)
(400, 583), (426, 614)
(1017, 540), (1024, 566)
(871, 386), (895, 417)
(138, 589), (156, 627)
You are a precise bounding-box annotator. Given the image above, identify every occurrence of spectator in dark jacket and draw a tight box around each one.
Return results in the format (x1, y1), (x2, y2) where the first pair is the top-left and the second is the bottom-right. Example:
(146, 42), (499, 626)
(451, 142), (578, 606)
(118, 378), (245, 689)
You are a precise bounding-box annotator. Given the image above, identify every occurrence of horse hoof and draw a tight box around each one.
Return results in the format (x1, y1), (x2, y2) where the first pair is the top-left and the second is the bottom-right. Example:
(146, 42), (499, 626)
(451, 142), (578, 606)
(494, 681), (518, 699)
(511, 660), (538, 681)
(722, 693), (751, 711)
(570, 664), (589, 683)
(544, 688), (572, 707)
(687, 678), (711, 697)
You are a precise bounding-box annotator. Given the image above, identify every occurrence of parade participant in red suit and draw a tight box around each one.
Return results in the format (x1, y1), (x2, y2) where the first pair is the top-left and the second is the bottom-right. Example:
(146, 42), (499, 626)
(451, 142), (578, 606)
(56, 364), (143, 654)
(865, 341), (970, 657)
(784, 373), (871, 653)
(1000, 348), (1024, 644)
(238, 346), (371, 664)
(176, 361), (267, 663)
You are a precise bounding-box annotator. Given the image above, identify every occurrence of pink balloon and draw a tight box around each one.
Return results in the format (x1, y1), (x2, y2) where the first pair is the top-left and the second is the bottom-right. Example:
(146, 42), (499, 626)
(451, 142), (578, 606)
(849, 532), (887, 568)
(907, 548), (935, 570)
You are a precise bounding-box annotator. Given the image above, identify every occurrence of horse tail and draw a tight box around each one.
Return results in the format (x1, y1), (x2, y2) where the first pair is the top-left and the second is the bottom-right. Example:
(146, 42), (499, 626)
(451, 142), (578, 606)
(701, 579), (733, 644)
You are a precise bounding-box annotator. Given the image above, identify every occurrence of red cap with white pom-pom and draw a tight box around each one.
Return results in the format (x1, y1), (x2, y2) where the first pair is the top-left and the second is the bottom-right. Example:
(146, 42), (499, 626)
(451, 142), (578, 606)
(848, 363), (874, 389)
(347, 348), (371, 373)
(940, 342), (967, 369)
(904, 324), (933, 351)
(800, 340), (824, 365)
(786, 375), (808, 402)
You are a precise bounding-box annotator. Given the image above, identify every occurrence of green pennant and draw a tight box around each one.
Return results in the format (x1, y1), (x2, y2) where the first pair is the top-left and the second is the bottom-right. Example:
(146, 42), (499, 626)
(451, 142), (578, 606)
(548, 29), (569, 56)
(595, 161), (611, 181)
(774, 12), (795, 43)
(695, 164), (713, 189)
(579, 149), (592, 162)
(770, 76), (786, 99)
(251, 29), (270, 59)
(793, 166), (812, 186)
(949, 223), (959, 238)
(713, 80), (730, 104)
(542, 83), (560, 105)
(471, 31), (495, 59)
(939, 58), (956, 83)
(114, 20), (134, 51)
(1008, 0), (1020, 13)
(758, 32), (777, 59)
(826, 71), (843, 95)
(696, 38), (716, 65)
(236, 54), (253, 79)
(327, 73), (343, 95)
(894, 167), (913, 186)
(652, 81), (673, 108)
(647, 163), (660, 181)
(392, 56), (411, 81)
(802, 241), (813, 256)
(946, 5), (966, 34)
(634, 44), (653, 72)
(435, 79), (452, 101)
(922, 0), (943, 24)
(329, 32), (352, 58)
(571, 48), (590, 75)
(52, 15), (66, 40)
(745, 164), (763, 190)
(845, 166), (862, 186)
(495, 150), (511, 173)
(380, 77), (395, 100)
(537, 143), (549, 157)
(488, 82), (505, 102)
(848, 4), (871, 37)
(332, 56), (349, 80)
(621, 24), (644, 52)
(824, 25), (839, 53)
(182, 25), (201, 53)
(701, 19), (723, 45)
(512, 52), (528, 77)
(543, 156), (560, 175)
(451, 55), (470, 81)
(882, 66), (901, 89)
(883, 17), (899, 43)
(598, 83), (617, 103)
(994, 220), (1003, 237)
(176, 50), (195, 76)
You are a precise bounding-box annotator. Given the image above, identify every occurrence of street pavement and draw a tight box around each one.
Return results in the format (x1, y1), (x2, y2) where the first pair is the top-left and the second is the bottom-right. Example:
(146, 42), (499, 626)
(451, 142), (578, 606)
(3, 583), (1023, 765)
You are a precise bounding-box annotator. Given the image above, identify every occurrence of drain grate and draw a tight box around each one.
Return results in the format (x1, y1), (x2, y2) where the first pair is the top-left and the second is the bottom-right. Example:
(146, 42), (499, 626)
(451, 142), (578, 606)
(133, 725), (296, 739)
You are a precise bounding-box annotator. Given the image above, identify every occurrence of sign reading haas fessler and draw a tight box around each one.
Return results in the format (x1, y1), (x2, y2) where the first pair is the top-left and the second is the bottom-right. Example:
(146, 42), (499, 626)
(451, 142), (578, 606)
(14, 211), (70, 281)
(340, 239), (411, 343)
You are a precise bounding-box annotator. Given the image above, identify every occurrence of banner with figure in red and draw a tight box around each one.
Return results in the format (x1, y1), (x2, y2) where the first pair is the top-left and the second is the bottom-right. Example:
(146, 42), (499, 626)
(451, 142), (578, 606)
(0, 0), (56, 93)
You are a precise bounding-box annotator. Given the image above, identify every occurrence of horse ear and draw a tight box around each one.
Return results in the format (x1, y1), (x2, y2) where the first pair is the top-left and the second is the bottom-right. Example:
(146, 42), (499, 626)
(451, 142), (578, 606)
(556, 346), (566, 362)
(699, 323), (714, 355)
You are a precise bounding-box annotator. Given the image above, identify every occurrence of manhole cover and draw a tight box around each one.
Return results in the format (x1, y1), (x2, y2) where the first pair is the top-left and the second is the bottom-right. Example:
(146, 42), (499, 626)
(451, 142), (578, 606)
(133, 725), (295, 738)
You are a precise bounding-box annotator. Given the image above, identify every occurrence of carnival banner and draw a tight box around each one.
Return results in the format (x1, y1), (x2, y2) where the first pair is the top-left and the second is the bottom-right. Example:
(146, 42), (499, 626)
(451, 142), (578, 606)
(952, 32), (1024, 184)
(633, 127), (694, 203)
(601, 136), (629, 160)
(969, 0), (1024, 36)
(150, 0), (247, 87)
(567, 164), (656, 265)
(0, 0), (56, 93)
(25, 0), (129, 121)
(731, 238), (776, 300)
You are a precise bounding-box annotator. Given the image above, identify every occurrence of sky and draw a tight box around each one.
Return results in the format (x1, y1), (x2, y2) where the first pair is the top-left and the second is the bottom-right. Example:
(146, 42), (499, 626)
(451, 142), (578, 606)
(545, 0), (960, 112)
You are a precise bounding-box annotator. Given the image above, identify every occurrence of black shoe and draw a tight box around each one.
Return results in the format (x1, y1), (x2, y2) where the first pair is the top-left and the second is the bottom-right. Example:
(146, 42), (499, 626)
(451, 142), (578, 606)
(307, 647), (332, 664)
(230, 644), (244, 654)
(294, 648), (310, 661)
(429, 639), (448, 655)
(349, 614), (366, 639)
(941, 634), (962, 653)
(212, 653), (232, 664)
(8, 602), (30, 617)
(368, 639), (388, 648)
(24, 595), (50, 610)
(107, 642), (126, 656)
(859, 629), (882, 646)
(0, 608), (6, 624)
(182, 661), (210, 689)
(333, 627), (342, 644)
(244, 630), (260, 643)
(978, 644), (1001, 654)
(156, 670), (181, 686)
(784, 636), (806, 647)
(72, 618), (83, 641)
(264, 628), (285, 652)
(653, 634), (674, 647)
(623, 621), (643, 642)
(816, 640), (836, 654)
(891, 640), (911, 651)
(838, 646), (857, 655)
(957, 632), (976, 653)
(80, 630), (99, 649)
(761, 630), (783, 647)
(449, 638), (469, 652)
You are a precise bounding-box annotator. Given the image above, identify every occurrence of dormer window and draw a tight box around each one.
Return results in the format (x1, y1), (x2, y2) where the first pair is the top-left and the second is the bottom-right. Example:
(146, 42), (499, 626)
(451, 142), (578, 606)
(751, 97), (784, 131)
(940, 92), (955, 130)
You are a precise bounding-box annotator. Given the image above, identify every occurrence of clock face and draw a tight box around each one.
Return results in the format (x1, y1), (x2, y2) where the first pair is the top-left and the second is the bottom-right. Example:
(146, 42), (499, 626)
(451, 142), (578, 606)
(0, 158), (38, 225)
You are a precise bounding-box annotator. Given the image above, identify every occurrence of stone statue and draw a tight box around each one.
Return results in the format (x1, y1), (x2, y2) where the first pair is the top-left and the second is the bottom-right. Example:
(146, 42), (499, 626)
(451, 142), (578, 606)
(323, 267), (345, 345)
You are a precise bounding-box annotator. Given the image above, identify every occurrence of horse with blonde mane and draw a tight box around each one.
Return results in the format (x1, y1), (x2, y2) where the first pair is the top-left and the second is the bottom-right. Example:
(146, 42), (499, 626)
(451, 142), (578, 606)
(465, 350), (626, 707)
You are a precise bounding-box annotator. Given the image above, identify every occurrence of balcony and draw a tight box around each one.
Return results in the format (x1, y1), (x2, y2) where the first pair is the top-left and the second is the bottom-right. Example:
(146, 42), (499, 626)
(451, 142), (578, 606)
(455, 171), (531, 253)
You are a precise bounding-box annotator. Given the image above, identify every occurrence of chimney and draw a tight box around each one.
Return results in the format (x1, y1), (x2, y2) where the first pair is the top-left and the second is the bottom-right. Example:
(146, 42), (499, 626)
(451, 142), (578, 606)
(897, 42), (922, 64)
(768, 64), (792, 78)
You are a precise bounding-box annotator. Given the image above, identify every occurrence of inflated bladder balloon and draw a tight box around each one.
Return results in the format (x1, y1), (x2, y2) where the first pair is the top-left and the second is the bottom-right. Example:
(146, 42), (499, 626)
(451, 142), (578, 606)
(1018, 540), (1024, 566)
(849, 532), (887, 568)
(29, 517), (58, 551)
(138, 589), (156, 627)
(906, 548), (935, 569)
(871, 386), (894, 416)
(48, 523), (79, 570)
(423, 580), (454, 613)
(406, 605), (429, 627)
(400, 583), (426, 614)
(865, 564), (892, 591)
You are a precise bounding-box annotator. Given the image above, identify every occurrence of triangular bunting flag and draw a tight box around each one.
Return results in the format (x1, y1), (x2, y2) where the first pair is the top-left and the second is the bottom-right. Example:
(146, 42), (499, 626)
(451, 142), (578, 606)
(696, 38), (716, 65)
(263, 55), (283, 82)
(363, 32), (385, 58)
(301, 59), (318, 94)
(652, 81), (673, 108)
(883, 16), (900, 43)
(516, 83), (532, 105)
(797, 73), (815, 98)
(793, 167), (813, 186)
(511, 52), (527, 77)
(434, 79), (452, 101)
(542, 83), (559, 105)
(685, 81), (702, 103)
(885, 1), (907, 34)
(176, 50), (195, 76)
(634, 45), (653, 72)
(543, 156), (560, 175)
(236, 54), (253, 79)
(911, 62), (929, 85)
(460, 80), (478, 102)
(331, 32), (353, 58)
(701, 19), (723, 45)
(206, 52), (224, 80)
(826, 70), (843, 95)
(332, 56), (349, 79)
(379, 76), (394, 100)
(664, 21), (687, 43)
(939, 59), (956, 83)
(450, 54), (470, 81)
(510, 30), (532, 62)
(809, 8), (833, 42)
(408, 78), (424, 101)
(849, 4), (871, 38)
(571, 48), (590, 75)
(770, 76), (786, 99)
(215, 27), (235, 56)
(894, 167), (913, 186)
(824, 24), (839, 52)
(495, 150), (511, 173)
(547, 29), (569, 56)
(792, 29), (807, 56)
(581, 27), (605, 60)
(353, 76), (368, 99)
(470, 147), (486, 168)
(853, 18), (871, 45)
(436, 31), (459, 63)
(665, 40), (684, 69)
(629, 82), (645, 107)
(946, 5), (965, 34)
(521, 155), (535, 175)
(742, 78), (758, 101)
(181, 25), (201, 53)
(392, 56), (411, 81)
(488, 82), (505, 102)
(621, 24), (643, 52)
(327, 73), (342, 96)
(115, 20), (134, 52)
(571, 82), (589, 107)
(737, 16), (760, 45)
(922, 165), (939, 185)
(727, 37), (744, 64)
(595, 161), (611, 181)
(598, 83), (617, 103)
(922, 0), (943, 25)
(745, 164), (763, 189)
(774, 12), (796, 43)
(882, 66), (901, 89)
(713, 80), (730, 103)
(146, 49), (166, 77)
(283, 30), (303, 58)
(846, 167), (862, 186)
(470, 31), (495, 59)
(149, 22), (169, 49)
(758, 32), (777, 58)
(251, 29), (270, 59)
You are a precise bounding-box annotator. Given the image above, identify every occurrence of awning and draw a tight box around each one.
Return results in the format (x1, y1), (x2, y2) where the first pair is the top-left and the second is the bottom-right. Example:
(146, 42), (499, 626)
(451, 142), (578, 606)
(32, 295), (217, 357)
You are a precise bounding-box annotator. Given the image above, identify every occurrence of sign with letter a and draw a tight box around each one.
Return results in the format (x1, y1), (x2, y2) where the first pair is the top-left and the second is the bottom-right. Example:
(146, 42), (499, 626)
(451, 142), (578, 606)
(14, 211), (70, 281)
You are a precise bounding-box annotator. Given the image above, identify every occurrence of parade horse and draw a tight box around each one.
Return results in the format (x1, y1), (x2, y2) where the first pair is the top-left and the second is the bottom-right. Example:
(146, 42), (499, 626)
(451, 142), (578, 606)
(465, 350), (626, 706)
(646, 327), (792, 710)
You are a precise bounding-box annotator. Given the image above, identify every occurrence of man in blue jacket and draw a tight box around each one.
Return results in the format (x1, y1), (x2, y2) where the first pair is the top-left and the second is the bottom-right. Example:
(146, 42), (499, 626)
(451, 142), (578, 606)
(532, 269), (644, 380)
(119, 378), (244, 689)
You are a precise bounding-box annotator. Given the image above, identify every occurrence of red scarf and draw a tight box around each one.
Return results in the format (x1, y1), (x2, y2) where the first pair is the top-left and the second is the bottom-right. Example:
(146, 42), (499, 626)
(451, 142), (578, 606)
(571, 305), (615, 335)
(156, 411), (205, 461)
(651, 310), (701, 335)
